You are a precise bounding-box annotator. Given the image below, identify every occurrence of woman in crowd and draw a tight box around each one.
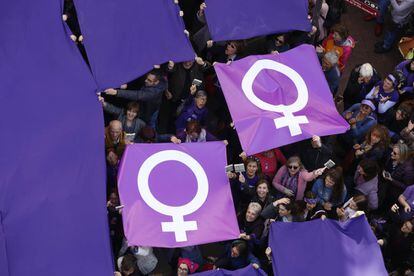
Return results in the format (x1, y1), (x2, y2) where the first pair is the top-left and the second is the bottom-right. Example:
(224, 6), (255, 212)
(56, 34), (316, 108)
(297, 191), (326, 221)
(312, 167), (347, 212)
(353, 159), (379, 210)
(214, 240), (260, 270)
(340, 99), (377, 148)
(266, 34), (290, 54)
(382, 143), (414, 206)
(365, 74), (400, 122)
(343, 63), (381, 110)
(253, 148), (287, 181)
(238, 202), (265, 247)
(261, 198), (299, 222)
(318, 24), (355, 71)
(171, 120), (217, 143)
(353, 124), (390, 164)
(177, 257), (199, 276)
(272, 156), (326, 200)
(228, 157), (262, 211)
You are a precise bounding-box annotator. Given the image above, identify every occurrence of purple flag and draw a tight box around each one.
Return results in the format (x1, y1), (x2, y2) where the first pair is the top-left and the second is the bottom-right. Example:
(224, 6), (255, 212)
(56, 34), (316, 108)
(118, 142), (239, 247)
(269, 216), (387, 276)
(73, 0), (195, 89)
(204, 0), (311, 41)
(194, 265), (267, 275)
(0, 0), (113, 275)
(214, 44), (349, 155)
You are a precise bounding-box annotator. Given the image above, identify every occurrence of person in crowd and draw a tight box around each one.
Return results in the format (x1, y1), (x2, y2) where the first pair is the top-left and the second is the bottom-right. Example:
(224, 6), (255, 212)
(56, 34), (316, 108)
(312, 167), (347, 212)
(309, 0), (329, 43)
(261, 198), (298, 222)
(321, 51), (341, 95)
(342, 63), (381, 110)
(375, 0), (414, 53)
(400, 114), (414, 149)
(249, 180), (276, 210)
(105, 120), (126, 168)
(117, 246), (158, 276)
(104, 70), (167, 125)
(297, 191), (327, 221)
(238, 202), (265, 247)
(376, 219), (414, 274)
(214, 240), (260, 270)
(272, 156), (326, 200)
(171, 120), (217, 144)
(353, 159), (380, 210)
(118, 254), (142, 276)
(300, 135), (335, 172)
(317, 24), (355, 71)
(340, 99), (377, 148)
(177, 257), (199, 276)
(353, 124), (390, 164)
(175, 88), (208, 131)
(266, 34), (290, 54)
(391, 185), (414, 221)
(395, 58), (414, 95)
(336, 195), (368, 221)
(228, 156), (262, 211)
(382, 143), (414, 205)
(158, 59), (208, 134)
(252, 149), (286, 181)
(365, 74), (400, 121)
(384, 102), (413, 140)
(100, 99), (146, 143)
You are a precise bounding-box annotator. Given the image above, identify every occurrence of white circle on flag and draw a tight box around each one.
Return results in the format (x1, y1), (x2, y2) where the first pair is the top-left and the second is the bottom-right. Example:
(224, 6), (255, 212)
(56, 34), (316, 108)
(241, 59), (308, 114)
(137, 150), (209, 218)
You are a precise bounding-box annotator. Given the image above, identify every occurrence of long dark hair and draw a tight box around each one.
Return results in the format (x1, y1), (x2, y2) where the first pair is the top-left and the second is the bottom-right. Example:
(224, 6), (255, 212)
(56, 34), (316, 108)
(365, 124), (390, 149)
(358, 159), (379, 182)
(325, 167), (344, 203)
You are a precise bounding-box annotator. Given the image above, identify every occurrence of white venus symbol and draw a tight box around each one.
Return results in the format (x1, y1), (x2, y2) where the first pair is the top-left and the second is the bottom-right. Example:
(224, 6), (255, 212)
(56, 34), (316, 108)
(137, 150), (209, 242)
(241, 59), (309, 136)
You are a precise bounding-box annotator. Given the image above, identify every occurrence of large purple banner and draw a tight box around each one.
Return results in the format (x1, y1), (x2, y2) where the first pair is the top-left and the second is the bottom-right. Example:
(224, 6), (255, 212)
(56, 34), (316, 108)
(204, 0), (311, 41)
(0, 0), (113, 275)
(214, 45), (349, 155)
(269, 216), (387, 276)
(194, 265), (267, 275)
(118, 142), (239, 247)
(73, 0), (195, 89)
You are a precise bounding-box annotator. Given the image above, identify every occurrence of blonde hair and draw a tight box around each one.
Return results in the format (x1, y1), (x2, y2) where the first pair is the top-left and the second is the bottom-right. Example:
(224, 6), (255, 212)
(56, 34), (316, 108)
(247, 202), (262, 215)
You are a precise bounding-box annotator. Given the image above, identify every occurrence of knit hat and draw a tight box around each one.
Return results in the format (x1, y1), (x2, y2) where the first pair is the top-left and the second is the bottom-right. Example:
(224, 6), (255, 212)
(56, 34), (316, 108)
(178, 257), (199, 274)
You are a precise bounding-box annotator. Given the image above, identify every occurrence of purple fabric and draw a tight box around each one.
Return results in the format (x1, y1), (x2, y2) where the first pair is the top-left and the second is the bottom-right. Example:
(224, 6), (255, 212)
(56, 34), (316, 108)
(73, 0), (195, 89)
(269, 216), (387, 276)
(118, 142), (239, 247)
(214, 45), (349, 155)
(204, 0), (311, 41)
(403, 185), (414, 208)
(0, 0), (113, 275)
(194, 265), (267, 276)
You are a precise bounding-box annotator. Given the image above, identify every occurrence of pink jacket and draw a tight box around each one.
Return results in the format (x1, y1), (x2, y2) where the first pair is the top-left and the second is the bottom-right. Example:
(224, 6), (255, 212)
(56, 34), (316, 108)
(272, 166), (317, 200)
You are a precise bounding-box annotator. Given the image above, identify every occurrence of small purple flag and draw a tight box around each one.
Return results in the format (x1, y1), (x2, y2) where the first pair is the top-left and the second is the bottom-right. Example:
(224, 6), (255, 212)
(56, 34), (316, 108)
(214, 44), (349, 155)
(204, 0), (311, 41)
(73, 0), (195, 89)
(269, 216), (387, 276)
(118, 142), (239, 247)
(194, 265), (267, 275)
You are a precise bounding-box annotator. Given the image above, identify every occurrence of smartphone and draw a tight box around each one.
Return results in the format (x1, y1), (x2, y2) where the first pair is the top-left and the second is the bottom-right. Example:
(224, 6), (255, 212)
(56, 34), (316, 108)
(234, 163), (246, 173)
(324, 159), (336, 169)
(343, 198), (353, 209)
(225, 165), (234, 173)
(192, 79), (203, 86)
(115, 205), (124, 210)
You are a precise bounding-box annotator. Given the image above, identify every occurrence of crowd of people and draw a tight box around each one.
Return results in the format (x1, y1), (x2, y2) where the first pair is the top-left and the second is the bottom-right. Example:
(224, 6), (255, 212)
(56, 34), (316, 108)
(63, 0), (414, 275)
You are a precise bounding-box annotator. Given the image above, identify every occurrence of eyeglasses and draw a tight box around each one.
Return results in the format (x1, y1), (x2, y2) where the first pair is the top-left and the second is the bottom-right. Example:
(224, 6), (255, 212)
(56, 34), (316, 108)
(178, 267), (189, 272)
(288, 165), (299, 169)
